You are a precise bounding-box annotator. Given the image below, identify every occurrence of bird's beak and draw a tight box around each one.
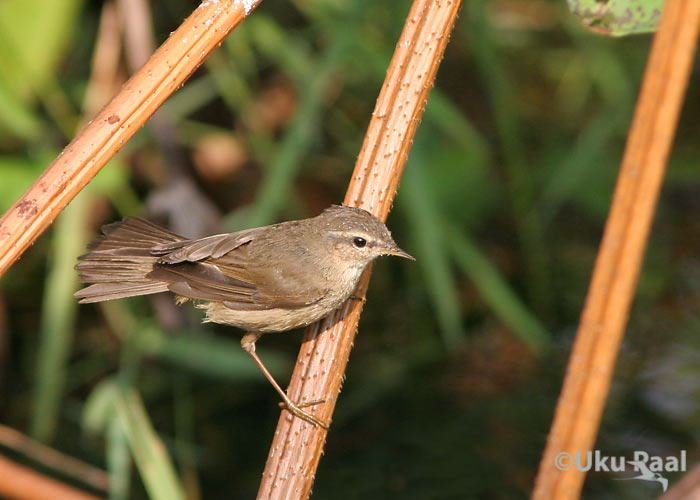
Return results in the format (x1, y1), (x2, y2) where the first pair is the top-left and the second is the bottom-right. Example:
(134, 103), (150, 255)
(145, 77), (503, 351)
(384, 246), (415, 260)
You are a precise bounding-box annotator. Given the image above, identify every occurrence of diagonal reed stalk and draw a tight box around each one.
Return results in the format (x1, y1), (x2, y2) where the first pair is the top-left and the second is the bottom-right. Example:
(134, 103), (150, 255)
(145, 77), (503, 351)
(0, 454), (103, 500)
(532, 0), (700, 498)
(0, 0), (263, 276)
(256, 1), (462, 499)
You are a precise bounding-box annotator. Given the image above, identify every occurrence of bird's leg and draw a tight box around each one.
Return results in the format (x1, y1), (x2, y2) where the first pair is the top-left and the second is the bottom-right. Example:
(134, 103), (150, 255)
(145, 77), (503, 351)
(241, 332), (328, 429)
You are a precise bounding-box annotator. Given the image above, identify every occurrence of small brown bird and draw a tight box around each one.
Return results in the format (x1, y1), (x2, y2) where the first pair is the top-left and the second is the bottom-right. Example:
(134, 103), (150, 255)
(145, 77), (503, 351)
(75, 205), (413, 428)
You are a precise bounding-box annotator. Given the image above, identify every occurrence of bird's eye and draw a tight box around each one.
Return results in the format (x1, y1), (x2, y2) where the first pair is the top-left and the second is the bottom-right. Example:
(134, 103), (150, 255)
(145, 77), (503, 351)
(353, 237), (367, 248)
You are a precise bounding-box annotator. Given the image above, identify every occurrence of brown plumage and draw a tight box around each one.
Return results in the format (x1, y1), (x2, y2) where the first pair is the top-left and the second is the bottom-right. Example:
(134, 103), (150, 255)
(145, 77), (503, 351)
(75, 205), (414, 427)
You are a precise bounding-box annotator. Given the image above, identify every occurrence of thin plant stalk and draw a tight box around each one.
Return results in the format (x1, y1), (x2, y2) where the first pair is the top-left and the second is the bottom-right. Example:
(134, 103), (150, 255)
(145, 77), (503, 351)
(532, 0), (700, 498)
(256, 1), (463, 498)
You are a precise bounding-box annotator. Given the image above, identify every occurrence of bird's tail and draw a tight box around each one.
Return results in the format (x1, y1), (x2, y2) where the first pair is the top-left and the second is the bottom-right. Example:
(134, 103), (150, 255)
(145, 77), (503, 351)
(74, 217), (186, 303)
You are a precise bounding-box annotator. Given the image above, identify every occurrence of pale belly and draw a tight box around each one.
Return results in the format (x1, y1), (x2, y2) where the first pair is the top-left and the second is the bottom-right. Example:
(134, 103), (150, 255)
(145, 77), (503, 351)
(198, 297), (347, 332)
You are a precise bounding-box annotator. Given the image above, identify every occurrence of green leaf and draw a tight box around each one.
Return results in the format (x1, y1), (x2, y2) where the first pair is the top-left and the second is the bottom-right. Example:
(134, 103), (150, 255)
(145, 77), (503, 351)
(136, 325), (289, 382)
(0, 78), (42, 140)
(82, 379), (120, 435)
(90, 159), (143, 216)
(400, 160), (466, 350)
(83, 379), (132, 499)
(448, 227), (550, 354)
(31, 191), (89, 442)
(0, 0), (84, 99)
(242, 26), (354, 228)
(107, 416), (132, 500)
(568, 0), (664, 36)
(0, 157), (45, 213)
(114, 387), (185, 500)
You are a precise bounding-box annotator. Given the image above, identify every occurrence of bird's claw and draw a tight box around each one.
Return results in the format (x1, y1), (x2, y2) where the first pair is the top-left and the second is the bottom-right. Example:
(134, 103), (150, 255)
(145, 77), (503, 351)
(278, 399), (328, 429)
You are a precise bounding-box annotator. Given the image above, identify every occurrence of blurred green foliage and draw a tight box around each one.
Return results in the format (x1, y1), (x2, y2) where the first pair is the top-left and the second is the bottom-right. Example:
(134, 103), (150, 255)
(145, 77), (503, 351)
(1, 0), (699, 498)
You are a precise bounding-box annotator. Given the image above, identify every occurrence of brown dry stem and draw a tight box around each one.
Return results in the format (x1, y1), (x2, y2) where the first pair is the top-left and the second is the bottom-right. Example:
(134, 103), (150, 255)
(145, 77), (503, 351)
(0, 424), (109, 493)
(0, 0), (262, 277)
(0, 454), (103, 500)
(658, 460), (700, 500)
(532, 0), (700, 498)
(256, 1), (462, 499)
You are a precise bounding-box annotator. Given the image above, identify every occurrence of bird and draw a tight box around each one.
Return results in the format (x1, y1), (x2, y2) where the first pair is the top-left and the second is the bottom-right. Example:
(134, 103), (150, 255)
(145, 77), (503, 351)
(75, 205), (414, 428)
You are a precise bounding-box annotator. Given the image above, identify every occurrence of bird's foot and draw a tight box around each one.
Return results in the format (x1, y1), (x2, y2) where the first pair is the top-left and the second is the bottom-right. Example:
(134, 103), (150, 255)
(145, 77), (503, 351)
(278, 399), (328, 429)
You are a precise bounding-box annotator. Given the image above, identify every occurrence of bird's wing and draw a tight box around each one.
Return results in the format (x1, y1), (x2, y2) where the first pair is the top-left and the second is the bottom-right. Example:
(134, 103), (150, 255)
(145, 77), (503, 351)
(151, 227), (265, 263)
(147, 227), (325, 310)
